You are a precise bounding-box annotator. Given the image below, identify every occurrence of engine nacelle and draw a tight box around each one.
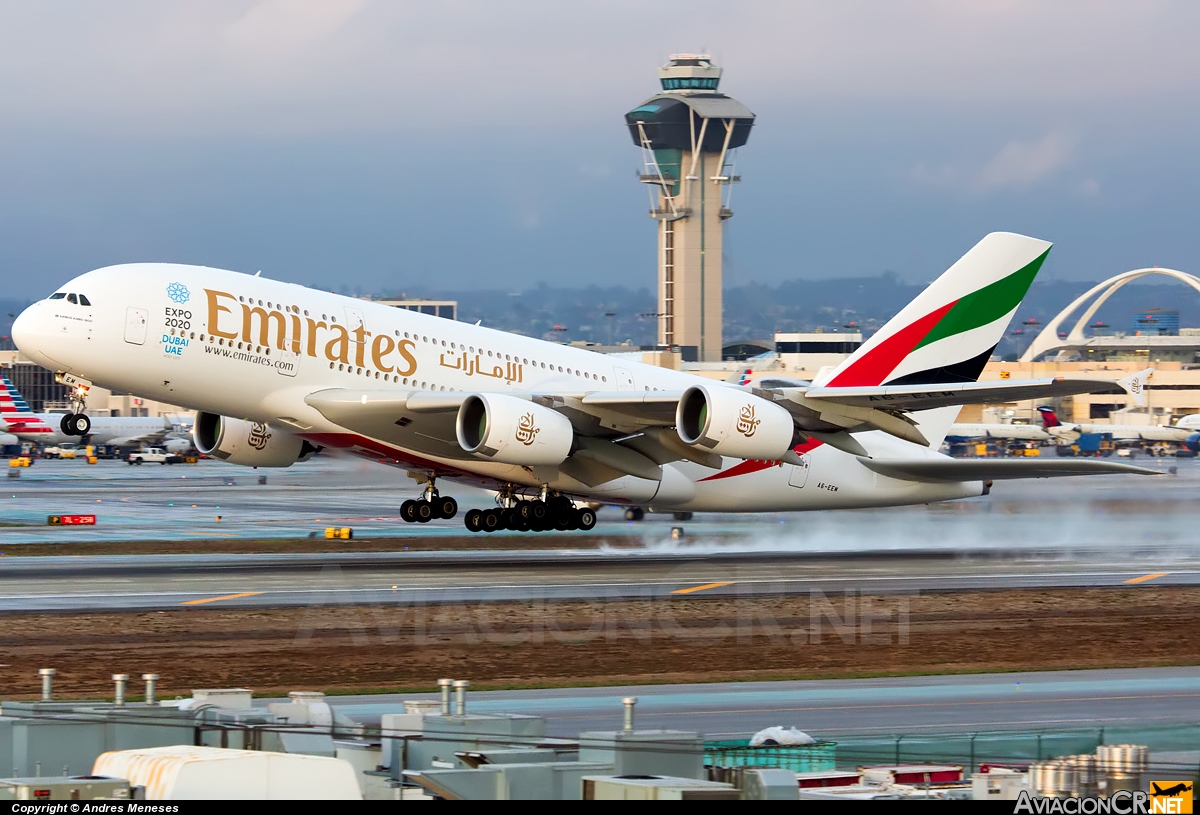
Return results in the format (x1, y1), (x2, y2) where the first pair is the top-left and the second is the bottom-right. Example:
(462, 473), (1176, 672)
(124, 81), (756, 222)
(456, 394), (574, 466)
(677, 384), (795, 460)
(193, 412), (317, 468)
(1186, 432), (1200, 454)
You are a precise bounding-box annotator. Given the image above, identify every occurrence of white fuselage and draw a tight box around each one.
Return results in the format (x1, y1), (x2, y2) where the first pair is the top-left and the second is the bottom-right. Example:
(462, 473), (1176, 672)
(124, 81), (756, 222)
(946, 423), (1050, 442)
(0, 413), (168, 446)
(1048, 423), (1195, 443)
(12, 264), (983, 512)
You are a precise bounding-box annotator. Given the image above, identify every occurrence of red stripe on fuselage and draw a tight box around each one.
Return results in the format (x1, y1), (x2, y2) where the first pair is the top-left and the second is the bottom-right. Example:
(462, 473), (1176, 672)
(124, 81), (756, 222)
(826, 300), (957, 387)
(697, 437), (824, 482)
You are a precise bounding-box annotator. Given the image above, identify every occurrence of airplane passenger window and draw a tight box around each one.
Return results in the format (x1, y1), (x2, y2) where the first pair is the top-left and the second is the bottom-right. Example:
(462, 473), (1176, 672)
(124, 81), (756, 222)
(441, 340), (446, 347)
(558, 366), (563, 372)
(78, 295), (91, 306)
(541, 363), (546, 368)
(239, 296), (245, 302)
(304, 310), (309, 316)
(49, 292), (66, 300)
(67, 294), (78, 304)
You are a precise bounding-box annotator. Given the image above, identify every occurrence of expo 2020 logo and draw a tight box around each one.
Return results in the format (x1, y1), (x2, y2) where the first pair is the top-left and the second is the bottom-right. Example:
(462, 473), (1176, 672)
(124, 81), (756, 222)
(166, 282), (190, 304)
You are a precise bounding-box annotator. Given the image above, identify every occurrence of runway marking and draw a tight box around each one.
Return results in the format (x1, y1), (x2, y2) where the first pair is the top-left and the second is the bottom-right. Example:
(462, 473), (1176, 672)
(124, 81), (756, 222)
(1125, 572), (1170, 584)
(672, 582), (734, 595)
(180, 591), (263, 606)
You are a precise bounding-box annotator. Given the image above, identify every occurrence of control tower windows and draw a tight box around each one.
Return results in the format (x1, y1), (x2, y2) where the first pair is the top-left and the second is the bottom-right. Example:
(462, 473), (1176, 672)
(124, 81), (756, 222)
(660, 77), (719, 91)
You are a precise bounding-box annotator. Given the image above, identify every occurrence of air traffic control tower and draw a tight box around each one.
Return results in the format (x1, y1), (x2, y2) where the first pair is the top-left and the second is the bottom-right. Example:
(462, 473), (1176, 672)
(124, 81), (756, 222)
(625, 54), (755, 361)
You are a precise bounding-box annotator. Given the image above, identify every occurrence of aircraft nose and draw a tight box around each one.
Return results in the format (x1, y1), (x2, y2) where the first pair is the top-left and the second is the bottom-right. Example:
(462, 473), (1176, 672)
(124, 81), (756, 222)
(10, 303), (39, 352)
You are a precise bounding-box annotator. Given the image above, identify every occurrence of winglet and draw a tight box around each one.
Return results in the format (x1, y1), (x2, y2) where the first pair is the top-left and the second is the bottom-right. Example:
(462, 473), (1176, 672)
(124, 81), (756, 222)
(1118, 367), (1153, 407)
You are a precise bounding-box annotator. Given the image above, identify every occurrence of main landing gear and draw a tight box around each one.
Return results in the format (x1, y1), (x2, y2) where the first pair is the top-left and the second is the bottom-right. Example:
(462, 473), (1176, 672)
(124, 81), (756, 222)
(400, 481), (458, 524)
(463, 490), (596, 534)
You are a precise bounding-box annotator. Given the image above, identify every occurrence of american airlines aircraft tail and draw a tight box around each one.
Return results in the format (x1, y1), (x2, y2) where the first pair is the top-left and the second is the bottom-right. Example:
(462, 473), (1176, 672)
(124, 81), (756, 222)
(9, 231), (1158, 532)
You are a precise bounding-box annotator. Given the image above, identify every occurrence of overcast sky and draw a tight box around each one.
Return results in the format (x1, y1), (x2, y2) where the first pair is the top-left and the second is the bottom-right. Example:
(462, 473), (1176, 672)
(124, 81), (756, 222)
(2, 1), (1200, 300)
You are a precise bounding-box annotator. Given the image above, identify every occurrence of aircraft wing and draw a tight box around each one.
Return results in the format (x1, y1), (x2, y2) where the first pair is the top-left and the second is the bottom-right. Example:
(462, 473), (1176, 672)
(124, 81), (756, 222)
(797, 373), (1143, 412)
(858, 456), (1160, 482)
(302, 387), (707, 477)
(304, 389), (469, 458)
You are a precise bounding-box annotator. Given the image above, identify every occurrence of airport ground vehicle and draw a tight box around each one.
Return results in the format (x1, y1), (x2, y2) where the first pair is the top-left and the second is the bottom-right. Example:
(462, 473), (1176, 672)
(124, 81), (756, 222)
(11, 232), (1156, 533)
(43, 442), (79, 459)
(126, 447), (181, 465)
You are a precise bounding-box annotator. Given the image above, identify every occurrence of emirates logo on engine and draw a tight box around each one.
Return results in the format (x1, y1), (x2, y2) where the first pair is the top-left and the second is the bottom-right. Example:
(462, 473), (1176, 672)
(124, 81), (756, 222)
(515, 413), (540, 446)
(736, 404), (761, 438)
(248, 422), (272, 451)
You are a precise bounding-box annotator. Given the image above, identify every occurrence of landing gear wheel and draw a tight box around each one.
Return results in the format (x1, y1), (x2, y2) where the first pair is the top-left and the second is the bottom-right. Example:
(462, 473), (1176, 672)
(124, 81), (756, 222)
(465, 508), (483, 532)
(576, 508), (597, 531)
(624, 507), (644, 522)
(60, 414), (74, 435)
(415, 501), (434, 523)
(529, 501), (548, 522)
(73, 414), (91, 436)
(437, 496), (458, 519)
(482, 509), (501, 532)
(401, 500), (417, 522)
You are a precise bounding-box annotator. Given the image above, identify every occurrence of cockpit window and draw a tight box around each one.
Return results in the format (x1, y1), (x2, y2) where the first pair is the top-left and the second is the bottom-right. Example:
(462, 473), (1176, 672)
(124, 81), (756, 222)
(67, 294), (78, 304)
(78, 294), (91, 306)
(49, 292), (66, 300)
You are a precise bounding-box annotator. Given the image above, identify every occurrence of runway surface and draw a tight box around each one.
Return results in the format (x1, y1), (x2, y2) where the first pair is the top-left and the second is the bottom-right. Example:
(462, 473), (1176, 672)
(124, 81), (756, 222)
(1, 547), (1198, 612)
(0, 455), (1192, 545)
(318, 667), (1200, 741)
(0, 456), (1196, 612)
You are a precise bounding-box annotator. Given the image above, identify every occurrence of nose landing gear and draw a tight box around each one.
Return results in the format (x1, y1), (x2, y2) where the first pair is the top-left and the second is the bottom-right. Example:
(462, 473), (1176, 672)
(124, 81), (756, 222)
(58, 378), (92, 437)
(59, 413), (91, 437)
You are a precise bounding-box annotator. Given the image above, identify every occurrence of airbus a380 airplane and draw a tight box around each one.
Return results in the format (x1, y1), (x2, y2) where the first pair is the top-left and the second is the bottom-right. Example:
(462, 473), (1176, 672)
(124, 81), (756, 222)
(11, 232), (1156, 532)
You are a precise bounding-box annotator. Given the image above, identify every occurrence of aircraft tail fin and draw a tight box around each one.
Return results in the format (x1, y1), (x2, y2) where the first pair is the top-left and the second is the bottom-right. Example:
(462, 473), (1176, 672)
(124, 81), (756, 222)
(812, 232), (1052, 448)
(0, 374), (35, 415)
(1037, 405), (1061, 428)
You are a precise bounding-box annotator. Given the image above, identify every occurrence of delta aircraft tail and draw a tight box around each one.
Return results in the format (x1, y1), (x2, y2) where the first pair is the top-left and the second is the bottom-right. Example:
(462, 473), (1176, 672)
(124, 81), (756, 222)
(1037, 406), (1062, 428)
(812, 232), (1052, 447)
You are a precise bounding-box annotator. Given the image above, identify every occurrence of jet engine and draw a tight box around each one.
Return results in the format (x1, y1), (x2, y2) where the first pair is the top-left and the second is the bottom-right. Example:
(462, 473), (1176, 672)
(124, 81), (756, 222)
(1186, 432), (1200, 454)
(676, 384), (795, 460)
(456, 394), (574, 466)
(193, 412), (318, 468)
